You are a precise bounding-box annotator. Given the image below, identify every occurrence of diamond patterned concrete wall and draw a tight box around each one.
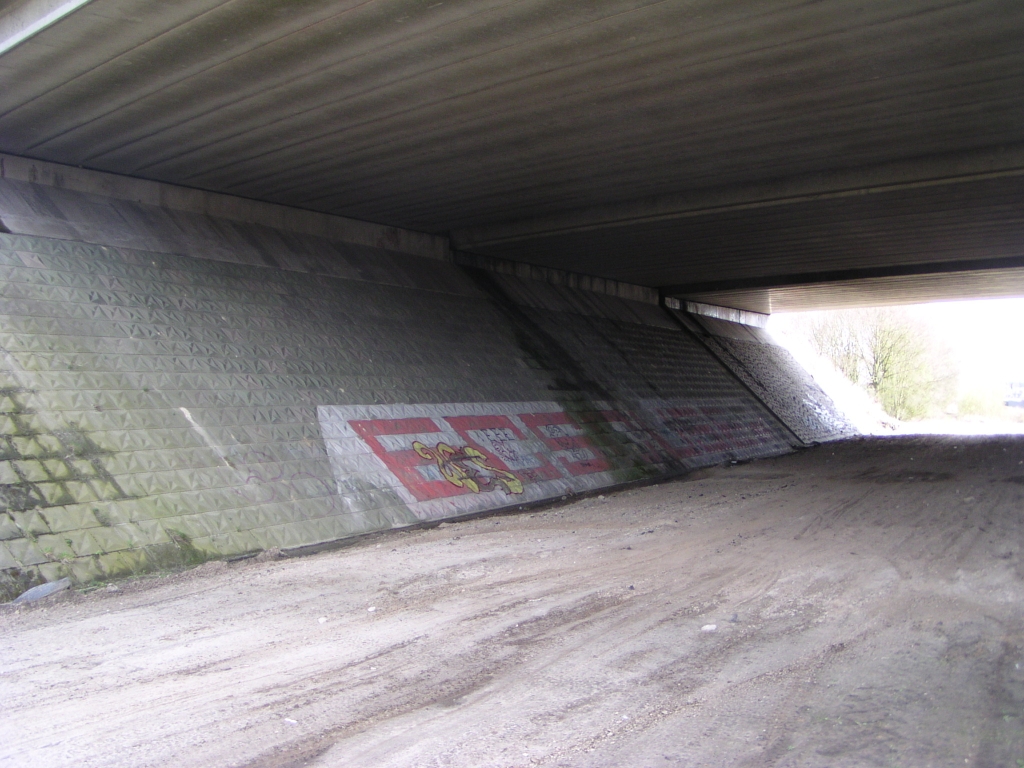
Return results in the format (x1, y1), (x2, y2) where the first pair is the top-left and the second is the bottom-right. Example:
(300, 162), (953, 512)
(677, 312), (857, 444)
(0, 229), (798, 598)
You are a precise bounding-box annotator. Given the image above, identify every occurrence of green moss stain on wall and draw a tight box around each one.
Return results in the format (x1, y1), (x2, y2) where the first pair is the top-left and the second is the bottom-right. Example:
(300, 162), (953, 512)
(0, 381), (145, 599)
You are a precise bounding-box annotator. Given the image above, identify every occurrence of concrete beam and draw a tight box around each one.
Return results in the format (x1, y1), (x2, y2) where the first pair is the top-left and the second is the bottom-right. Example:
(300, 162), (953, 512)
(0, 0), (95, 57)
(452, 146), (1024, 251)
(685, 267), (1024, 314)
(661, 253), (1024, 297)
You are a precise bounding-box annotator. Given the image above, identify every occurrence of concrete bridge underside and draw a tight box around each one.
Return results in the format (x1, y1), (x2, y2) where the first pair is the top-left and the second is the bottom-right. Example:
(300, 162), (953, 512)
(3, 0), (1024, 311)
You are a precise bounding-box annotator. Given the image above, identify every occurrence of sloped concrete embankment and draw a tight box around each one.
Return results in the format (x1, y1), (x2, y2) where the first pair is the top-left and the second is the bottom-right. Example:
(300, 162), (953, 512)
(0, 169), (846, 598)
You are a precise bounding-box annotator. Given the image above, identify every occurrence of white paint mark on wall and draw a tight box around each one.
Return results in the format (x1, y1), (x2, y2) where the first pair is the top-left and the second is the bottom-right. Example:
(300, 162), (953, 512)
(179, 407), (234, 468)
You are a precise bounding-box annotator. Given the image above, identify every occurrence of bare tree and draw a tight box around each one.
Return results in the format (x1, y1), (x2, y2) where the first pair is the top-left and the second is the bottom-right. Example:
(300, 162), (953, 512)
(804, 308), (955, 420)
(811, 312), (862, 383)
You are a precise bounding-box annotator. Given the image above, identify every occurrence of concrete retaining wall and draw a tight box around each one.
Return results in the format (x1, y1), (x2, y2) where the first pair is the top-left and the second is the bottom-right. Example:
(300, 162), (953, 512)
(673, 310), (857, 444)
(0, 170), (820, 598)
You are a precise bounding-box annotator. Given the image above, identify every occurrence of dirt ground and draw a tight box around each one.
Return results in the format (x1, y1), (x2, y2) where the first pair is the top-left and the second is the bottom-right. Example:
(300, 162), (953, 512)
(3, 435), (1024, 768)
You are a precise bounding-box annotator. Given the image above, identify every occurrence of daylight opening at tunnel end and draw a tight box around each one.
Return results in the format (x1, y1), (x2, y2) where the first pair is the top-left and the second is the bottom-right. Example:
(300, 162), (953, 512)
(767, 298), (1024, 436)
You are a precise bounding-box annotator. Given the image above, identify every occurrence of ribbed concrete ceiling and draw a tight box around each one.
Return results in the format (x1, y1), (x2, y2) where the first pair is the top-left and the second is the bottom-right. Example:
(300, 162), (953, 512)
(2, 0), (1024, 310)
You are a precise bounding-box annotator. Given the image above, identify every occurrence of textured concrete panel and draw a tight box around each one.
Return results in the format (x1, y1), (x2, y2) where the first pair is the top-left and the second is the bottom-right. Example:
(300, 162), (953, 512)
(676, 311), (857, 444)
(0, 217), (803, 598)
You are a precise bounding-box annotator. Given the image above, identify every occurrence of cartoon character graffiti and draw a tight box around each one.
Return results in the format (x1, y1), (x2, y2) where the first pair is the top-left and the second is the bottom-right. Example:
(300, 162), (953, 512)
(412, 441), (524, 495)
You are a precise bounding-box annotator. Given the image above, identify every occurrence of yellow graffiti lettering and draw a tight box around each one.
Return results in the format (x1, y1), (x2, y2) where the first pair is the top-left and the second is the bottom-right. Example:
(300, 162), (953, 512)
(412, 440), (523, 495)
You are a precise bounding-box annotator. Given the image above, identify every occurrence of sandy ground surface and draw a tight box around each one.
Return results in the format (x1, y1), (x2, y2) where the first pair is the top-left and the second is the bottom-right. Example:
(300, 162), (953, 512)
(3, 435), (1024, 768)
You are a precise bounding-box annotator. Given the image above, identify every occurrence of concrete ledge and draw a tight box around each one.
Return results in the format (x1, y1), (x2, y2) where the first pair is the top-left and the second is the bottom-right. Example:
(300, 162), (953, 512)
(682, 301), (768, 328)
(0, 153), (450, 260)
(454, 250), (658, 305)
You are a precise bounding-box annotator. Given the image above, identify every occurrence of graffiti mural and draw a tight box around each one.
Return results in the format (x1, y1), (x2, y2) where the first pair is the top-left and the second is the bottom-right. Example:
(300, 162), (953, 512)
(318, 399), (786, 522)
(411, 441), (524, 495)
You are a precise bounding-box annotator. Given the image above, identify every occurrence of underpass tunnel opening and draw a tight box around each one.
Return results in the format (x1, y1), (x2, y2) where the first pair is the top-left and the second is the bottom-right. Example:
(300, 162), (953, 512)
(671, 276), (1024, 437)
(3, 3), (1024, 761)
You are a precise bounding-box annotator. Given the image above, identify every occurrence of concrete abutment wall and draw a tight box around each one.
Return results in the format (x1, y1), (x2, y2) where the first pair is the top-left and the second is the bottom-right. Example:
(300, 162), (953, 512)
(0, 163), (850, 599)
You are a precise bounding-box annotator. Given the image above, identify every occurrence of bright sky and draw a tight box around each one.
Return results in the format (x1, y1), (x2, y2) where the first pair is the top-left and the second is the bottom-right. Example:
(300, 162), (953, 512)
(902, 297), (1024, 392)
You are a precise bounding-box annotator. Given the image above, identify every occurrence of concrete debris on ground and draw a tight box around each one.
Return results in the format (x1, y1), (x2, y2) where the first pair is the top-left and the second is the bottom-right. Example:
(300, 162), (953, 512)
(10, 578), (70, 605)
